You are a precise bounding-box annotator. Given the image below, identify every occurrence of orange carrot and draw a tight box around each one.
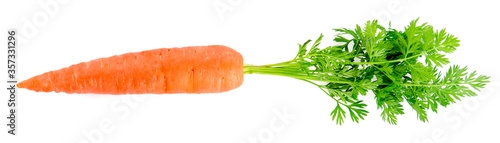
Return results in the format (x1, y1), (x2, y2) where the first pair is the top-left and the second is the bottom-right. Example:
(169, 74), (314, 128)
(16, 19), (493, 125)
(17, 45), (244, 94)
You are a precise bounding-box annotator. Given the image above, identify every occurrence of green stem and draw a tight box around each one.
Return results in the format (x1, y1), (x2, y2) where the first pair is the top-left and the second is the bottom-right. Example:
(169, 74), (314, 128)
(245, 63), (465, 88)
(244, 64), (354, 85)
(298, 78), (348, 106)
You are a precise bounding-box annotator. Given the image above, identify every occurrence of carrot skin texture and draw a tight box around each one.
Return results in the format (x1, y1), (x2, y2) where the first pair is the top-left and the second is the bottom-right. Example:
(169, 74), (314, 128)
(17, 45), (244, 94)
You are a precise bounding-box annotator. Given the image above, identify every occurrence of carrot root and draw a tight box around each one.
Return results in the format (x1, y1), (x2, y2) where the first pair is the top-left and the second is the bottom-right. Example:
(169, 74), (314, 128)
(18, 45), (244, 94)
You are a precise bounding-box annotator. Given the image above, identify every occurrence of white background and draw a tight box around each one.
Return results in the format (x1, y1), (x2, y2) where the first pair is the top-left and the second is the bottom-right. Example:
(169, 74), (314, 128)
(1, 0), (499, 143)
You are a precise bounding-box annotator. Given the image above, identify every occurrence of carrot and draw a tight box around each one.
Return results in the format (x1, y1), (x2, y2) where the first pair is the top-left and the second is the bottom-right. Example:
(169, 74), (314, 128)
(18, 19), (491, 125)
(17, 45), (244, 94)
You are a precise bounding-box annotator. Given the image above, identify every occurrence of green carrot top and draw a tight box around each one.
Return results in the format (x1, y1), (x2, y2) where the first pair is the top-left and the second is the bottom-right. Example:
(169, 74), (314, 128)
(244, 18), (490, 125)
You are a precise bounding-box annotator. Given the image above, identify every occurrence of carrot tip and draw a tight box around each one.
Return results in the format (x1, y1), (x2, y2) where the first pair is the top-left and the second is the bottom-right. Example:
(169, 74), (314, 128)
(17, 81), (25, 88)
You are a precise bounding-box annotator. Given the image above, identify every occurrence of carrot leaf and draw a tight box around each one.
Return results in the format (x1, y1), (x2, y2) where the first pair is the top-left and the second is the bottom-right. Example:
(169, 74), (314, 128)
(244, 19), (490, 125)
